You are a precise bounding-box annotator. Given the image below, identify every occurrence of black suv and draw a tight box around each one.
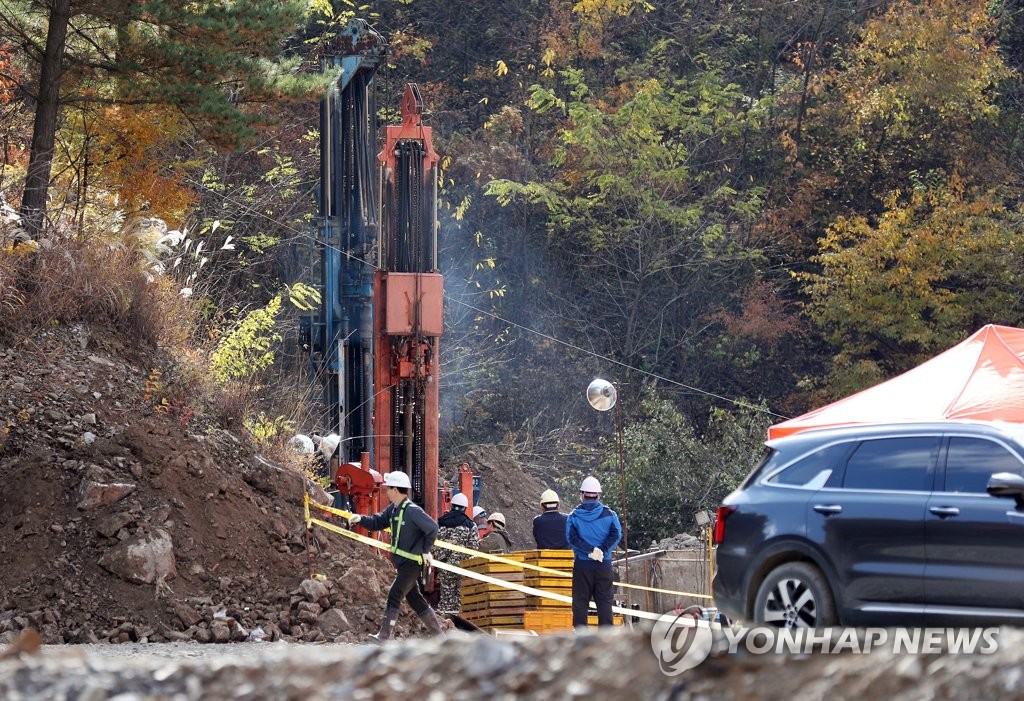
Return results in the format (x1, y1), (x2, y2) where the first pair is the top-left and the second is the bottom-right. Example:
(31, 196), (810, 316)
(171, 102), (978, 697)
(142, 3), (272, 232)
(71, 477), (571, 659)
(712, 421), (1024, 627)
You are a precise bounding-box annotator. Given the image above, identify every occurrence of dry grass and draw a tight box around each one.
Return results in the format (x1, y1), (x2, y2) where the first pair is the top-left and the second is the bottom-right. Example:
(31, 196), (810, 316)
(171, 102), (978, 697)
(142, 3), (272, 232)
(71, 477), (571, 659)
(0, 237), (190, 347)
(0, 233), (321, 446)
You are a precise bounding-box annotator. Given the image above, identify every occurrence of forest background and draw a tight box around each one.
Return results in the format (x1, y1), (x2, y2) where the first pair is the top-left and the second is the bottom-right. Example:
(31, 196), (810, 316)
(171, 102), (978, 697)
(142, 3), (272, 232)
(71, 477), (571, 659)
(2, 0), (1023, 546)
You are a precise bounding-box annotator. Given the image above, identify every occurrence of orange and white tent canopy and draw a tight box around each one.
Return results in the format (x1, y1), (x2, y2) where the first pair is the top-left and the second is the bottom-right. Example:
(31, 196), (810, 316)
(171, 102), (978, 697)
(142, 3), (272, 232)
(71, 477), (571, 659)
(769, 325), (1024, 440)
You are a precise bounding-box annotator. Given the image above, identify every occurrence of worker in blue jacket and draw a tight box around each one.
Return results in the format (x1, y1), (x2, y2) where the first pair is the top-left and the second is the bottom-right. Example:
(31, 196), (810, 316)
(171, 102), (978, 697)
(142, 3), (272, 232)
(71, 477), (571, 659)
(347, 471), (444, 642)
(565, 476), (622, 628)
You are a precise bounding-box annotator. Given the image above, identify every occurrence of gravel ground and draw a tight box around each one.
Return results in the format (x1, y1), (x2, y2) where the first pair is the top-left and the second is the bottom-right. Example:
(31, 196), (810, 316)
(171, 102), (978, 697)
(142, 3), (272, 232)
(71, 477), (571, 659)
(0, 630), (685, 701)
(5, 627), (1024, 701)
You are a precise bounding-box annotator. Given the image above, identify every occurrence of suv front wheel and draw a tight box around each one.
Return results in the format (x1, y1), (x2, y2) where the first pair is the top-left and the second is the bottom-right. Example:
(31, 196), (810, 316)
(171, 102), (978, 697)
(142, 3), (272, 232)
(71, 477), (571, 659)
(753, 562), (836, 628)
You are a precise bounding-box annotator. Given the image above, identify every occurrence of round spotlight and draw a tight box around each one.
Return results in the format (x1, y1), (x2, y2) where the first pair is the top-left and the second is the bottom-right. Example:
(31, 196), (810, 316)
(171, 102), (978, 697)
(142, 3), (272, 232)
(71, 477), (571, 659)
(586, 378), (617, 412)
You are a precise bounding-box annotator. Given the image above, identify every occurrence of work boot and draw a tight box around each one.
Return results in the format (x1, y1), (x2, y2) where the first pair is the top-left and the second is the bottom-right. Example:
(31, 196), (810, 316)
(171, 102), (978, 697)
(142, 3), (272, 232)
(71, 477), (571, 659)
(368, 606), (400, 644)
(418, 607), (446, 638)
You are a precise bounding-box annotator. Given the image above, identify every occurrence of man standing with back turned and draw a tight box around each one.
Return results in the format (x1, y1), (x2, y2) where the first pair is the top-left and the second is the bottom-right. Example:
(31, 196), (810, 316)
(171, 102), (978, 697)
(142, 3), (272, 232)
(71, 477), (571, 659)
(565, 476), (622, 628)
(533, 489), (568, 549)
(347, 471), (445, 642)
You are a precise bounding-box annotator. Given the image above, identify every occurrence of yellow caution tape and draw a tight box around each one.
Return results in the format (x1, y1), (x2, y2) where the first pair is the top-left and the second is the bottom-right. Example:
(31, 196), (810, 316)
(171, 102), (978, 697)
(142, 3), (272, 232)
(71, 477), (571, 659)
(436, 540), (711, 600)
(309, 515), (424, 564)
(305, 496), (711, 601)
(307, 506), (670, 623)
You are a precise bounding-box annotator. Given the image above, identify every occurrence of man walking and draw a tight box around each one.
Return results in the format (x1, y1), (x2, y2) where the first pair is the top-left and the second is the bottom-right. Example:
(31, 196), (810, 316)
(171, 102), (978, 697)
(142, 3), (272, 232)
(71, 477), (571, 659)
(565, 476), (622, 628)
(347, 471), (445, 642)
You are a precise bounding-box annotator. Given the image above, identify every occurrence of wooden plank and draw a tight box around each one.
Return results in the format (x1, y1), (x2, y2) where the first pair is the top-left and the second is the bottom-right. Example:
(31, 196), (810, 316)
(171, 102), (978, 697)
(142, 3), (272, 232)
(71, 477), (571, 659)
(523, 610), (574, 633)
(461, 580), (525, 597)
(465, 564), (522, 575)
(522, 577), (573, 588)
(471, 615), (524, 627)
(461, 553), (526, 568)
(520, 549), (574, 559)
(463, 592), (525, 606)
(461, 600), (527, 612)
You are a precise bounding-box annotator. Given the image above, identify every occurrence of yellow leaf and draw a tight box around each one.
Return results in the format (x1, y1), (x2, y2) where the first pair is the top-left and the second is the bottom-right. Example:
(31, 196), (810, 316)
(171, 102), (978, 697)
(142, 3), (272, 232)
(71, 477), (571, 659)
(496, 59), (509, 77)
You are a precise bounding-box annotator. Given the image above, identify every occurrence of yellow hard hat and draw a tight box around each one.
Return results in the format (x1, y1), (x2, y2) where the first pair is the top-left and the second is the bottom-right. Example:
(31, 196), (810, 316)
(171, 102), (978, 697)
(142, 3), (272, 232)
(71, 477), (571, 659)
(540, 489), (559, 505)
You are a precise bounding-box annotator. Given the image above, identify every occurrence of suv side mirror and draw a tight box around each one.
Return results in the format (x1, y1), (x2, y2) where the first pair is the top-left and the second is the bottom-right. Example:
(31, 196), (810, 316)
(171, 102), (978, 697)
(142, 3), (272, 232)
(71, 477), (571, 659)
(986, 472), (1024, 507)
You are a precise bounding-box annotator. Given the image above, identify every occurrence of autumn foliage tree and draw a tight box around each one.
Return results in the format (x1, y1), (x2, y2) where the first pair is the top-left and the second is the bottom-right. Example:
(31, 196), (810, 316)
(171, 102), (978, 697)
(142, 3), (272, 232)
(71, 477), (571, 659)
(0, 0), (313, 236)
(773, 0), (1022, 398)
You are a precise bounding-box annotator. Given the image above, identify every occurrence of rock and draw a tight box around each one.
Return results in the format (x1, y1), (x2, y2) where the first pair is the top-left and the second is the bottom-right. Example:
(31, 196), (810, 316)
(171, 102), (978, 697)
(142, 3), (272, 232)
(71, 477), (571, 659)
(98, 528), (176, 584)
(87, 354), (115, 367)
(94, 511), (137, 538)
(245, 456), (303, 502)
(210, 622), (231, 643)
(77, 480), (136, 510)
(297, 579), (328, 603)
(335, 564), (382, 600)
(317, 608), (350, 637)
(173, 603), (201, 628)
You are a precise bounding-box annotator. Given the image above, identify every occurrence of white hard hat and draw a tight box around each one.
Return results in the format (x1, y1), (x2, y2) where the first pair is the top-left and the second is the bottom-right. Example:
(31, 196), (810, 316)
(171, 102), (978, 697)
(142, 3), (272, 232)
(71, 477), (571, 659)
(383, 471), (412, 489)
(540, 489), (559, 505)
(317, 433), (341, 460)
(451, 493), (469, 508)
(472, 506), (486, 519)
(580, 476), (602, 494)
(487, 512), (506, 527)
(289, 434), (315, 455)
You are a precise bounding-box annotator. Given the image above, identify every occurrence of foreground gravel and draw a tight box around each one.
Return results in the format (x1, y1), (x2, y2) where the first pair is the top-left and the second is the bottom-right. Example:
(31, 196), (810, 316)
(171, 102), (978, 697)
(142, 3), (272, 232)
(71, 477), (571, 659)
(3, 627), (1024, 701)
(0, 630), (682, 701)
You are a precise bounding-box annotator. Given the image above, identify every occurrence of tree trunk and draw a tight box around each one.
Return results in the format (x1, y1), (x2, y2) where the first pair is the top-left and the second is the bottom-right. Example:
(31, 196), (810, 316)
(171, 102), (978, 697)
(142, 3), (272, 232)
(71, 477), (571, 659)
(20, 0), (73, 238)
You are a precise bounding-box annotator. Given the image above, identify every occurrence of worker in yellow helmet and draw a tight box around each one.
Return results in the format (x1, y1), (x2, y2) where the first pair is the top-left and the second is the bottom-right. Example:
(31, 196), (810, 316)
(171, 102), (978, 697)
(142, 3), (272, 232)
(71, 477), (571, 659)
(533, 488), (568, 549)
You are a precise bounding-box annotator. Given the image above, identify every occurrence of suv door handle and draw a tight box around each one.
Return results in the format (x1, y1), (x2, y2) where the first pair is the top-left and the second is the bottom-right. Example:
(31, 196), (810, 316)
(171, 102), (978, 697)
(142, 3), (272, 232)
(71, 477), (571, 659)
(813, 504), (843, 515)
(929, 506), (960, 518)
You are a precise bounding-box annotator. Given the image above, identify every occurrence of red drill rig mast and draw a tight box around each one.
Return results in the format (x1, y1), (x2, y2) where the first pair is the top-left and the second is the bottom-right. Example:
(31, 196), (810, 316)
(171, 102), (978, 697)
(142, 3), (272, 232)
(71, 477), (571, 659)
(305, 20), (472, 520)
(373, 83), (443, 519)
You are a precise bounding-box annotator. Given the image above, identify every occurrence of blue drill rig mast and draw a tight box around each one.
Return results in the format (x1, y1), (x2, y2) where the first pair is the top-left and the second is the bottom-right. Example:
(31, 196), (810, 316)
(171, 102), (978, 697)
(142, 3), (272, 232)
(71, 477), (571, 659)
(303, 20), (470, 519)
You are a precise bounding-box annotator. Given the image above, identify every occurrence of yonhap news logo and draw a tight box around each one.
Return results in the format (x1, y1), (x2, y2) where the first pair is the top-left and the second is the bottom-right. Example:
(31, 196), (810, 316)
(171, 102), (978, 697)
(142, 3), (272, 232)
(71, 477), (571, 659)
(650, 612), (1000, 675)
(649, 613), (714, 675)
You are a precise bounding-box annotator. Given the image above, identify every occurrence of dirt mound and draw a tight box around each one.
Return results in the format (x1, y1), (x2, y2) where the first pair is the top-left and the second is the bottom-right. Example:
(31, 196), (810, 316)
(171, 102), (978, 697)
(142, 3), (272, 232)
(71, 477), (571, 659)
(0, 323), (431, 644)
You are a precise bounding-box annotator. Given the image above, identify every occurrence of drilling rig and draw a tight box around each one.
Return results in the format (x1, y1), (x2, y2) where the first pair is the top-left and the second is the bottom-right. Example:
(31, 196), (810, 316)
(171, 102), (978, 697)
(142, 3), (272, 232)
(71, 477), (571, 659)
(301, 19), (472, 521)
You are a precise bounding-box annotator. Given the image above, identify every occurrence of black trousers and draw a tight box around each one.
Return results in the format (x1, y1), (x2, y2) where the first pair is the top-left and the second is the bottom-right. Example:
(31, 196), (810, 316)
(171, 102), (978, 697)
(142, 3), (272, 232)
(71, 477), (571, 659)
(386, 559), (429, 614)
(572, 560), (614, 627)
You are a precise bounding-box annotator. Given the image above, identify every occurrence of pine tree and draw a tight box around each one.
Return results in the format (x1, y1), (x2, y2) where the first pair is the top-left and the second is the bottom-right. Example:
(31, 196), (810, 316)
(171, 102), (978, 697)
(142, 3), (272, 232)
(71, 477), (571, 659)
(4, 0), (311, 237)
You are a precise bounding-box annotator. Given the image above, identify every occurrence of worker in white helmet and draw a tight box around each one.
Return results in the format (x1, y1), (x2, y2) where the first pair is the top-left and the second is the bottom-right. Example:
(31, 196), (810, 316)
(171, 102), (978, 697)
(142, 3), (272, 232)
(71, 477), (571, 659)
(347, 471), (444, 642)
(533, 489), (568, 549)
(565, 476), (622, 628)
(471, 505), (488, 537)
(431, 492), (479, 613)
(478, 511), (513, 553)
